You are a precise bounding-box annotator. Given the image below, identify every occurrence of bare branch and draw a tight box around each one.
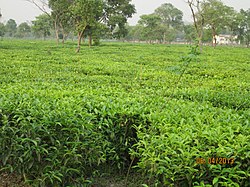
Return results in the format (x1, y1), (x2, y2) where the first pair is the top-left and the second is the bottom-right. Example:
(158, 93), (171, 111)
(24, 0), (51, 17)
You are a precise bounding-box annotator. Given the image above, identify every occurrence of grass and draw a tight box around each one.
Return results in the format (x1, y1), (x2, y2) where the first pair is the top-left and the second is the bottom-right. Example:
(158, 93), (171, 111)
(0, 39), (249, 186)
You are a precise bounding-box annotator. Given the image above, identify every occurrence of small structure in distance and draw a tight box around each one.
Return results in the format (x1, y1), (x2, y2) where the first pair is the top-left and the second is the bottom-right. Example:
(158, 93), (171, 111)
(214, 34), (239, 45)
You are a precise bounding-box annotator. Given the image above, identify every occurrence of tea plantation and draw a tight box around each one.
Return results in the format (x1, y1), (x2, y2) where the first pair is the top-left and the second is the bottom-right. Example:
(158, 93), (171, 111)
(0, 40), (249, 186)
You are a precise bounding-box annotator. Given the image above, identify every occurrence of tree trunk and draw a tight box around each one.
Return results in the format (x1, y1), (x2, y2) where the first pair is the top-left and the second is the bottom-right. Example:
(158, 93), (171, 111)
(89, 34), (92, 47)
(188, 0), (204, 53)
(246, 37), (250, 48)
(213, 35), (217, 47)
(76, 31), (84, 53)
(54, 18), (59, 45)
(212, 27), (217, 48)
(61, 23), (65, 45)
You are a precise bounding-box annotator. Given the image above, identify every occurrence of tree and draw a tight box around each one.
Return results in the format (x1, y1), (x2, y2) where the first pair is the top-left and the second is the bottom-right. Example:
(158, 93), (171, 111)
(154, 3), (183, 43)
(15, 22), (31, 38)
(48, 0), (73, 44)
(32, 14), (52, 40)
(104, 0), (136, 40)
(0, 23), (5, 38)
(5, 19), (17, 37)
(201, 0), (236, 47)
(232, 9), (250, 47)
(184, 24), (196, 43)
(138, 14), (163, 43)
(0, 9), (3, 38)
(186, 0), (204, 51)
(69, 0), (135, 52)
(70, 0), (104, 52)
(125, 25), (144, 41)
(154, 3), (183, 30)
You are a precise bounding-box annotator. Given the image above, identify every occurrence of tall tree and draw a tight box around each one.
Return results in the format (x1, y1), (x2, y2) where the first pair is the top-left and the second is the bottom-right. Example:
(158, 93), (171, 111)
(70, 0), (104, 52)
(16, 22), (31, 38)
(104, 0), (136, 39)
(5, 19), (17, 37)
(48, 0), (73, 44)
(32, 14), (52, 40)
(201, 0), (236, 47)
(232, 9), (250, 47)
(184, 24), (196, 43)
(0, 23), (5, 38)
(26, 0), (68, 44)
(69, 0), (135, 52)
(138, 14), (163, 42)
(154, 3), (183, 43)
(154, 3), (183, 30)
(186, 0), (204, 51)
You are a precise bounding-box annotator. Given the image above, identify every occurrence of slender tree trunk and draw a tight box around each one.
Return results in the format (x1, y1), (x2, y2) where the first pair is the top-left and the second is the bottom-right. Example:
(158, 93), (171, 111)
(54, 18), (59, 45)
(88, 34), (92, 47)
(59, 22), (65, 45)
(81, 36), (85, 44)
(188, 0), (204, 53)
(246, 37), (250, 48)
(76, 31), (84, 53)
(62, 34), (65, 45)
(212, 27), (217, 48)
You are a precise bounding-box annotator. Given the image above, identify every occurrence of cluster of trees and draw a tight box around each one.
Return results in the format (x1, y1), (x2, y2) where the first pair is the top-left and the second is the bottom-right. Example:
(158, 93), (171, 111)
(125, 0), (250, 47)
(0, 19), (32, 38)
(125, 3), (184, 43)
(0, 17), (53, 39)
(25, 0), (136, 52)
(0, 0), (136, 52)
(186, 0), (250, 48)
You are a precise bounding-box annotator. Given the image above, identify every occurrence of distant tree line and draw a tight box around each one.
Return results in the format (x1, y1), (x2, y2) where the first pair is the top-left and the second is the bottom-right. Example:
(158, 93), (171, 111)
(125, 1), (250, 48)
(186, 0), (250, 48)
(0, 0), (250, 48)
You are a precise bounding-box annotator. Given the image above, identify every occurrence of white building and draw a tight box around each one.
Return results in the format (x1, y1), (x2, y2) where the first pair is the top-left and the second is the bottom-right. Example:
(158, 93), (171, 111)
(214, 34), (239, 45)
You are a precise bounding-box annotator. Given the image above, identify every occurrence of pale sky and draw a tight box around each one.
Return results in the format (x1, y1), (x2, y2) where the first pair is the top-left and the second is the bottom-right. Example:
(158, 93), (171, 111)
(0, 0), (250, 25)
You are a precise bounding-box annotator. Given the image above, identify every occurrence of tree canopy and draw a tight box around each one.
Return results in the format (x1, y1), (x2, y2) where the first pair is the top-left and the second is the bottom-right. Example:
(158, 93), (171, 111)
(134, 3), (183, 43)
(32, 14), (52, 40)
(16, 22), (31, 38)
(201, 0), (236, 46)
(5, 19), (17, 37)
(233, 9), (250, 47)
(155, 3), (183, 30)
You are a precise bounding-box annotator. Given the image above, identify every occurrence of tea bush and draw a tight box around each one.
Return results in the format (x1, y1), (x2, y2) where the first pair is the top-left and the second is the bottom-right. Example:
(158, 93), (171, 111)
(0, 40), (249, 186)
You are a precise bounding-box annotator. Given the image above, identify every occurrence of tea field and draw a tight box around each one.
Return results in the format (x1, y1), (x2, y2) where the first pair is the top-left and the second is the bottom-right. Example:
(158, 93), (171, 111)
(0, 40), (249, 186)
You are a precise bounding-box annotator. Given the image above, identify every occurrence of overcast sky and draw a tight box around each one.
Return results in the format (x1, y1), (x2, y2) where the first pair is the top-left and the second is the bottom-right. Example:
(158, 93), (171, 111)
(1, 0), (250, 25)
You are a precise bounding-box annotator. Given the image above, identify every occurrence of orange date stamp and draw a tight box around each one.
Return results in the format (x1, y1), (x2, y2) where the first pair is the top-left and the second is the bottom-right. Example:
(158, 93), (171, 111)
(196, 157), (234, 165)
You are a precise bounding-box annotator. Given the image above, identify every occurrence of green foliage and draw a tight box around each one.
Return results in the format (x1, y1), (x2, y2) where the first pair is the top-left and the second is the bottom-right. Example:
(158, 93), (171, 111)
(129, 3), (183, 43)
(105, 0), (136, 39)
(201, 0), (236, 32)
(154, 3), (183, 30)
(32, 14), (52, 39)
(233, 9), (250, 47)
(0, 40), (249, 186)
(15, 22), (31, 38)
(184, 24), (196, 43)
(5, 19), (17, 37)
(0, 23), (5, 37)
(138, 14), (163, 42)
